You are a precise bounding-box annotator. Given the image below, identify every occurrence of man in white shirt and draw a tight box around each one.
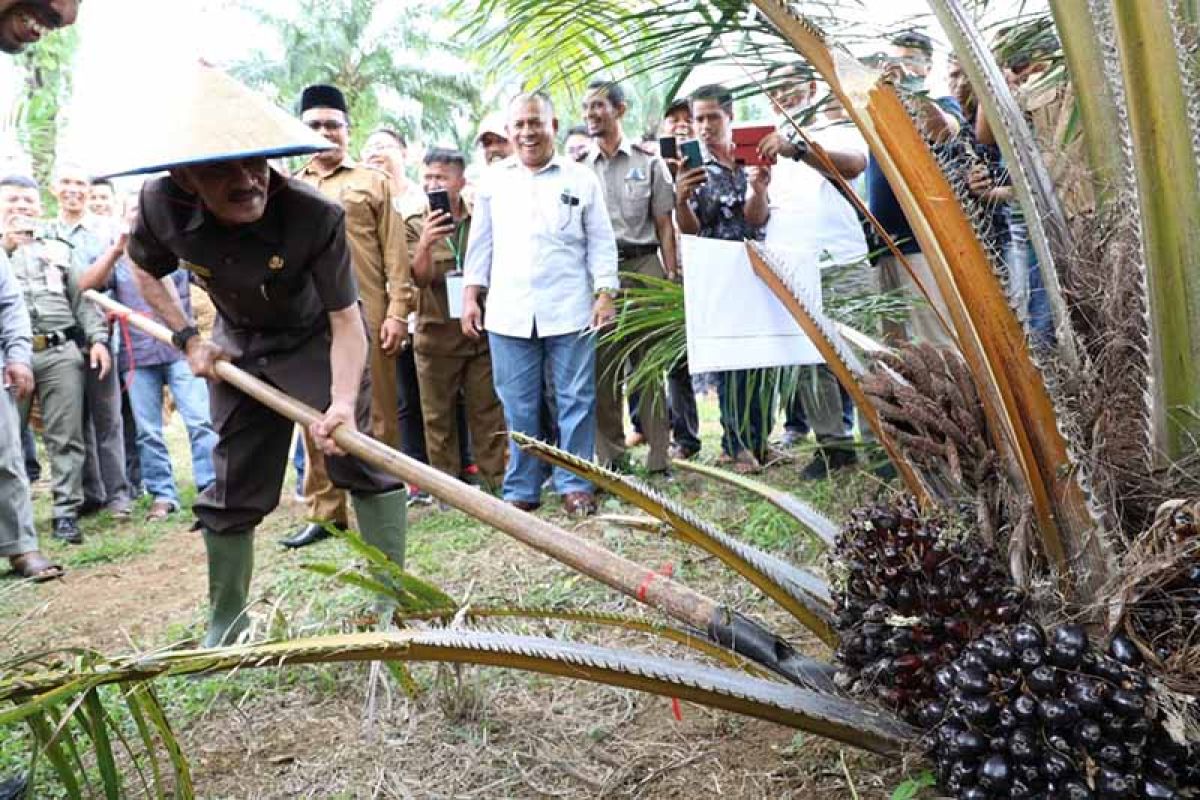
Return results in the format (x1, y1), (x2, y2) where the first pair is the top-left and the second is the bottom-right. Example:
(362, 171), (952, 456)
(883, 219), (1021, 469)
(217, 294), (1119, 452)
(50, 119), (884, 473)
(758, 68), (874, 480)
(462, 92), (620, 517)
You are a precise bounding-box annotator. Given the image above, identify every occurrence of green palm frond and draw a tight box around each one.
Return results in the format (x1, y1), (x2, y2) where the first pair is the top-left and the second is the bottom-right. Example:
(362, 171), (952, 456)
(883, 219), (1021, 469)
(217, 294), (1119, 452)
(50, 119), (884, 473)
(511, 433), (838, 647)
(301, 529), (457, 614)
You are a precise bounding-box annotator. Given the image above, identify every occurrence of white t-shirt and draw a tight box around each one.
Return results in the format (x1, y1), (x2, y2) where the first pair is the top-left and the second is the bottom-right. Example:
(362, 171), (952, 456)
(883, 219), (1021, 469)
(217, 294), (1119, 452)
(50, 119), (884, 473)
(764, 121), (869, 267)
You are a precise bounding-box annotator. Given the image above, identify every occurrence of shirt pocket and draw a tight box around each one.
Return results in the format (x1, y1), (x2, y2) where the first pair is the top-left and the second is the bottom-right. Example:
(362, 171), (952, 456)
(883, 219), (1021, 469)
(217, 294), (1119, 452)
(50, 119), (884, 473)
(339, 186), (375, 235)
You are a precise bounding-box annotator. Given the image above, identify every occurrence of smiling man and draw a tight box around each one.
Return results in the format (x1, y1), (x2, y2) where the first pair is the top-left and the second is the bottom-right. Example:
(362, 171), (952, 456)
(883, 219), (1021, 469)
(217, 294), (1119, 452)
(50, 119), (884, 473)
(462, 91), (619, 516)
(581, 79), (676, 478)
(0, 0), (79, 54)
(46, 163), (132, 519)
(284, 84), (412, 549)
(107, 67), (408, 648)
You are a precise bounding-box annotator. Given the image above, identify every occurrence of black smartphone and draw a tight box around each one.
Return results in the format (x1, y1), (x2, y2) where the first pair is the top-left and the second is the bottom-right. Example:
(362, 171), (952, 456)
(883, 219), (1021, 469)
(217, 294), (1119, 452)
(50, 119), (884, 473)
(658, 136), (678, 160)
(427, 189), (452, 217)
(680, 139), (704, 170)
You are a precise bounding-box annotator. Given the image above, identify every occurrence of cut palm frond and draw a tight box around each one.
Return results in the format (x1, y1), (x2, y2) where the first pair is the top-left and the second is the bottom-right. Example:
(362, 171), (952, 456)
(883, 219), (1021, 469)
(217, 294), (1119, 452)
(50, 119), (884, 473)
(4, 632), (916, 758)
(511, 432), (838, 647)
(670, 459), (839, 550)
(393, 606), (779, 680)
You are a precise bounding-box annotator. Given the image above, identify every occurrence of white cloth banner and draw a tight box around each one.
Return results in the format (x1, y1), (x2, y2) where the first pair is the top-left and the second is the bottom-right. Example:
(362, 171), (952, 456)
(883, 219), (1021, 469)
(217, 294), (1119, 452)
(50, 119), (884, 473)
(682, 235), (824, 373)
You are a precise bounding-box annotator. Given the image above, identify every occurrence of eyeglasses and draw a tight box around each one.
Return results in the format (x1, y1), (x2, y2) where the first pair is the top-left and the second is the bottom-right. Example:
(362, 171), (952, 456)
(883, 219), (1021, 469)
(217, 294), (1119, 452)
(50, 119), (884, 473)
(306, 120), (347, 132)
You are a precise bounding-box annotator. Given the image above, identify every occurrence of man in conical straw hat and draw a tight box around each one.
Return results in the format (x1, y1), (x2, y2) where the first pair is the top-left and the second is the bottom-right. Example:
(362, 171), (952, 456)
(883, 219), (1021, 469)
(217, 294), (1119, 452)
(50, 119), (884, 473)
(99, 65), (409, 648)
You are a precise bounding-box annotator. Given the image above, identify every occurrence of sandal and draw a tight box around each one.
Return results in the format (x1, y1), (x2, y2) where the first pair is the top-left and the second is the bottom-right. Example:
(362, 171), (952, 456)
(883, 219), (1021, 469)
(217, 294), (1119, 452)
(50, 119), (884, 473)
(8, 551), (65, 583)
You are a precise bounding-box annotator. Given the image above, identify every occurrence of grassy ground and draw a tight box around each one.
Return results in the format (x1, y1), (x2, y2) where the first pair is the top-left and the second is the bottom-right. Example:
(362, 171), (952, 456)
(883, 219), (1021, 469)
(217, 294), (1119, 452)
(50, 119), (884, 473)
(1, 398), (932, 799)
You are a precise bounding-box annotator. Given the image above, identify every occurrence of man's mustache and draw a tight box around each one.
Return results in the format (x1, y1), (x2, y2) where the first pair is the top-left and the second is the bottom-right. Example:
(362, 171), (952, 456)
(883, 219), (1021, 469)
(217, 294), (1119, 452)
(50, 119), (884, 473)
(228, 189), (264, 202)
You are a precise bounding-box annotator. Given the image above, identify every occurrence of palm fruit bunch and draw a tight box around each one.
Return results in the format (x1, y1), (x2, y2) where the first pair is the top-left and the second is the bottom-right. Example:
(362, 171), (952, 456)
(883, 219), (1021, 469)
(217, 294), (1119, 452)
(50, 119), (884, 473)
(832, 500), (1023, 721)
(920, 622), (1200, 798)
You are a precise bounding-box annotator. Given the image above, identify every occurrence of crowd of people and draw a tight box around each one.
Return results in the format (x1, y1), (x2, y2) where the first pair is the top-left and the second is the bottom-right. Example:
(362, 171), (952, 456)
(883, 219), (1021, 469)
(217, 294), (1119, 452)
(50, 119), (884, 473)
(1, 12), (1058, 639)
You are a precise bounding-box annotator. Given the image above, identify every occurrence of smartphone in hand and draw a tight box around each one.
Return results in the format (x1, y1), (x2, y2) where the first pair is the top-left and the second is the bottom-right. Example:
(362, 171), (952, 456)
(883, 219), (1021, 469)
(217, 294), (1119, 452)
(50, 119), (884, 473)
(680, 139), (704, 170)
(658, 136), (679, 160)
(427, 189), (452, 217)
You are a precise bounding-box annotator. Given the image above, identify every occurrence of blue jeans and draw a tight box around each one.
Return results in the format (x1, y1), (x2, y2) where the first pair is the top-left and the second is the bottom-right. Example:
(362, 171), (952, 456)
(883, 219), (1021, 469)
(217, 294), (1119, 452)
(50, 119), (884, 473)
(488, 329), (596, 502)
(128, 361), (218, 508)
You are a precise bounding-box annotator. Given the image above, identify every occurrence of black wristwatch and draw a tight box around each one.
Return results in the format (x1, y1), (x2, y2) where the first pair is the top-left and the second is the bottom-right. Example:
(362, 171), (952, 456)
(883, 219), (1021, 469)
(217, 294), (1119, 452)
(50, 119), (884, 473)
(171, 325), (200, 352)
(790, 137), (810, 161)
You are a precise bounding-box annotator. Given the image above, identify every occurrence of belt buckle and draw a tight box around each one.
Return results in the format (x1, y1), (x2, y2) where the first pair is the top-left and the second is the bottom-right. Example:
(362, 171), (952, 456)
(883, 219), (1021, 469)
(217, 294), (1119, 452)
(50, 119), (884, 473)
(32, 334), (47, 352)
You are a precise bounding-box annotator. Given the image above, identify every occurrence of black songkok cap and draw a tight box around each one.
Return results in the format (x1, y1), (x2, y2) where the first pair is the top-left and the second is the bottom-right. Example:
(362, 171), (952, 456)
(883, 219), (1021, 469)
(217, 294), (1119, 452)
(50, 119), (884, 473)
(300, 84), (348, 114)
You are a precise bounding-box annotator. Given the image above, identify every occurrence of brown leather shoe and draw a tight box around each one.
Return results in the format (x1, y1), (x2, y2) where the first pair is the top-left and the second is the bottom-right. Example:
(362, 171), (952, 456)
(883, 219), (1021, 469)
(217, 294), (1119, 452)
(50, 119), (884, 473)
(508, 499), (541, 512)
(561, 491), (597, 517)
(145, 500), (175, 522)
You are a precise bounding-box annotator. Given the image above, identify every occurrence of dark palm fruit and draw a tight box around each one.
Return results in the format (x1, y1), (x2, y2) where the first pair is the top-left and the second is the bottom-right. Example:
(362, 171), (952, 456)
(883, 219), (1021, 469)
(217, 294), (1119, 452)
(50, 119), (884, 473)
(1041, 751), (1073, 780)
(1019, 647), (1045, 671)
(1068, 679), (1107, 715)
(1028, 665), (1060, 695)
(1008, 728), (1039, 761)
(1096, 768), (1132, 797)
(960, 789), (988, 800)
(952, 729), (987, 757)
(1110, 689), (1146, 718)
(1059, 781), (1094, 800)
(1055, 625), (1089, 651)
(917, 699), (946, 728)
(1108, 633), (1142, 667)
(1141, 780), (1178, 800)
(1010, 622), (1045, 651)
(1012, 693), (1038, 722)
(962, 696), (997, 724)
(984, 641), (1015, 669)
(1076, 720), (1103, 748)
(978, 754), (1011, 790)
(1097, 743), (1126, 767)
(1040, 699), (1080, 728)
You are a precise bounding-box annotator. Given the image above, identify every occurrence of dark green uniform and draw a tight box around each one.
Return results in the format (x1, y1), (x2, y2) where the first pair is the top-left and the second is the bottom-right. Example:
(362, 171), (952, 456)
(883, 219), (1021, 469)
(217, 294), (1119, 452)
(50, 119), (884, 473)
(128, 170), (402, 535)
(9, 235), (107, 519)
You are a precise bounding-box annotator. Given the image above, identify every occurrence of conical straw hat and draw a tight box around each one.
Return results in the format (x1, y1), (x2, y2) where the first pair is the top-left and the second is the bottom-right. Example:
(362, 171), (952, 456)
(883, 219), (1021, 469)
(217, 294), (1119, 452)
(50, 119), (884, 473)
(94, 64), (333, 178)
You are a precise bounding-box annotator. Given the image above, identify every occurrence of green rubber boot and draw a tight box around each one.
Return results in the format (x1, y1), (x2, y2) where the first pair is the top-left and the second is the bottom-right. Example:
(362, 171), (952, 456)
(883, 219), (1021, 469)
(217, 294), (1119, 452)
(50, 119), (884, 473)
(351, 489), (408, 571)
(201, 529), (254, 648)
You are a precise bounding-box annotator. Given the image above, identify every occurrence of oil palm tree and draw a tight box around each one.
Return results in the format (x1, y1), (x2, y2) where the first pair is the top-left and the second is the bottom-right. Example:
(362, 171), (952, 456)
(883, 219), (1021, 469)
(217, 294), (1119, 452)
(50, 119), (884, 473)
(232, 0), (479, 153)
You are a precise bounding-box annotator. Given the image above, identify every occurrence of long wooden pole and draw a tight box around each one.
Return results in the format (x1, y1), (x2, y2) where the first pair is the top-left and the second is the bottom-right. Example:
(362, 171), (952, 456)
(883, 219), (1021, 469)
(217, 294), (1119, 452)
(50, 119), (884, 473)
(86, 292), (725, 635)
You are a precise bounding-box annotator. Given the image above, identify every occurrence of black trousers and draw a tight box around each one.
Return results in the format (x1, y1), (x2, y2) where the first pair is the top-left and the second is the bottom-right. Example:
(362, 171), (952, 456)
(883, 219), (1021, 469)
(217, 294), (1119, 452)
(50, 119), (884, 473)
(198, 338), (401, 534)
(396, 346), (428, 463)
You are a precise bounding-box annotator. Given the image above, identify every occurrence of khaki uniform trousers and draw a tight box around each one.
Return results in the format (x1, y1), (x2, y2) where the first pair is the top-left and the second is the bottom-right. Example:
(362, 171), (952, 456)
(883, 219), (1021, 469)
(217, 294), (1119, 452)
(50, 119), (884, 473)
(0, 389), (38, 557)
(414, 323), (506, 489)
(595, 252), (670, 472)
(19, 342), (86, 518)
(303, 310), (399, 524)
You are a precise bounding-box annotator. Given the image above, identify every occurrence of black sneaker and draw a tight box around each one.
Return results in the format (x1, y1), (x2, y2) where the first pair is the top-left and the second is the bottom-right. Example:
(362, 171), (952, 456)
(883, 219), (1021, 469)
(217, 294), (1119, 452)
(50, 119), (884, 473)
(799, 448), (858, 481)
(52, 516), (83, 545)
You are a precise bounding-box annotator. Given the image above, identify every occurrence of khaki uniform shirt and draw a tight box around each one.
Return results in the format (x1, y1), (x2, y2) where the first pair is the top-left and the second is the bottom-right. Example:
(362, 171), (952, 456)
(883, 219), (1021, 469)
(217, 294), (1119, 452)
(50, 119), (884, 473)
(583, 138), (674, 248)
(128, 170), (358, 363)
(8, 236), (106, 344)
(401, 194), (485, 358)
(296, 157), (412, 325)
